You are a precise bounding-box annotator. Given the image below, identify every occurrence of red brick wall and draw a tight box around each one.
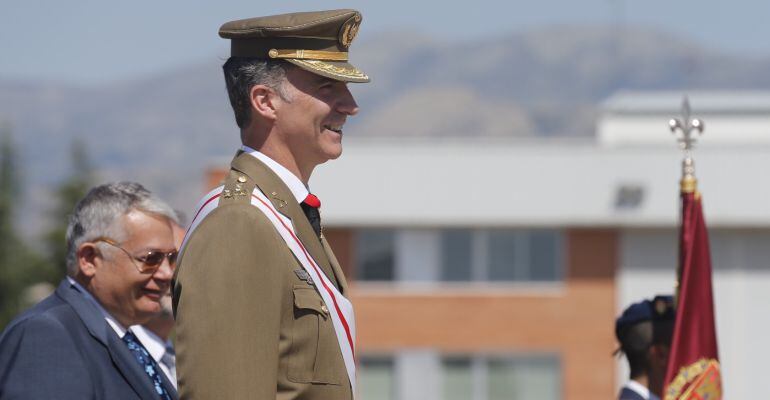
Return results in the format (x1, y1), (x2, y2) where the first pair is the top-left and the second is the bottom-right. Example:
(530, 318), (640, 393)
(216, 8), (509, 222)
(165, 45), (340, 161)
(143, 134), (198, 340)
(346, 228), (618, 400)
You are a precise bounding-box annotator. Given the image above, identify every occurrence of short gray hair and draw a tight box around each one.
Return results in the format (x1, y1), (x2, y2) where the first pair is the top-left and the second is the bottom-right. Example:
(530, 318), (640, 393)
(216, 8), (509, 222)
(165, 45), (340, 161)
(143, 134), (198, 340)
(222, 57), (291, 129)
(65, 182), (179, 276)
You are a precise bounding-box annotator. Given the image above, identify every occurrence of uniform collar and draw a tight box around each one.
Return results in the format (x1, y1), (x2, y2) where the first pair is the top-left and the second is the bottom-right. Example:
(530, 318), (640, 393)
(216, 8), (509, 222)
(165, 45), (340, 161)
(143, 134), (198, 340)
(240, 145), (309, 203)
(229, 151), (344, 291)
(66, 276), (127, 338)
(625, 380), (653, 399)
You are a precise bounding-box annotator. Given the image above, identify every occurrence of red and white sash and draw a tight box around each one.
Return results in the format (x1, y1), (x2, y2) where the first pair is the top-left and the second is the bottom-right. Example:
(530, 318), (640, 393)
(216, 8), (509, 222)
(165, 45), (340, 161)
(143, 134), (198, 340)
(183, 185), (357, 394)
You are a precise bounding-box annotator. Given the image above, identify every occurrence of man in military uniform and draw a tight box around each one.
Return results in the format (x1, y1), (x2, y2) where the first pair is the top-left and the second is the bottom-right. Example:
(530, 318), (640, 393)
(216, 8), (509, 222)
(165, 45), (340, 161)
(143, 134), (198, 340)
(615, 295), (676, 400)
(172, 9), (368, 399)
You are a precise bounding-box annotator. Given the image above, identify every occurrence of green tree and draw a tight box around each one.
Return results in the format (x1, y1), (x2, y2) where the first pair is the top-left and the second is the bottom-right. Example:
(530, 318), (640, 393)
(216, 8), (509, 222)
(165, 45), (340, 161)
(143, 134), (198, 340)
(0, 125), (52, 328)
(0, 127), (20, 296)
(43, 137), (95, 281)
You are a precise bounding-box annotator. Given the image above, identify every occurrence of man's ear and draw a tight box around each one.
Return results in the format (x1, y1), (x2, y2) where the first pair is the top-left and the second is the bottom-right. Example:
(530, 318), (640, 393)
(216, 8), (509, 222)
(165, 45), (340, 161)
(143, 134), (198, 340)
(250, 85), (279, 121)
(76, 243), (101, 278)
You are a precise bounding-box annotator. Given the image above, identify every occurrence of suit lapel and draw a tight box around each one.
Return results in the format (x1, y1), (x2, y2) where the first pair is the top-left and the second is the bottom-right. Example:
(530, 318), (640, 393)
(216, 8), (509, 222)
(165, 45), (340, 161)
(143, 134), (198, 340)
(56, 280), (112, 346)
(161, 371), (179, 399)
(58, 280), (176, 399)
(230, 152), (343, 290)
(107, 333), (171, 399)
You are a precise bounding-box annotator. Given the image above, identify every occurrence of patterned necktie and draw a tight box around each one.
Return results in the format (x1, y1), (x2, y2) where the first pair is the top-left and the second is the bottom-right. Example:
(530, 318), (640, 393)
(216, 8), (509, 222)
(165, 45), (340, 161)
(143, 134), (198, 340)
(301, 193), (322, 238)
(122, 330), (173, 400)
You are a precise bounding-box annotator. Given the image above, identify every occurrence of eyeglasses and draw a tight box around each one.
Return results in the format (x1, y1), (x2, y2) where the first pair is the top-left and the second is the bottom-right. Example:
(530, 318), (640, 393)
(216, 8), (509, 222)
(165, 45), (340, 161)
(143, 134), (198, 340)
(93, 237), (178, 274)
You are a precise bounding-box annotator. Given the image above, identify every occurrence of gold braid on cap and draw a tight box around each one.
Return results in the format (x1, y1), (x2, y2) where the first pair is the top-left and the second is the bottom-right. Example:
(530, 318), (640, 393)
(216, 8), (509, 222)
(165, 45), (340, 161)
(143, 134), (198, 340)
(290, 59), (369, 81)
(268, 49), (349, 61)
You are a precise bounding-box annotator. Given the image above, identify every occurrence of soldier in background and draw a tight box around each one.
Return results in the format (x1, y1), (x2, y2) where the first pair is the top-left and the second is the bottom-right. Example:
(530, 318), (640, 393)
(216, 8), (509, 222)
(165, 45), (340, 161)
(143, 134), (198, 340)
(615, 295), (676, 400)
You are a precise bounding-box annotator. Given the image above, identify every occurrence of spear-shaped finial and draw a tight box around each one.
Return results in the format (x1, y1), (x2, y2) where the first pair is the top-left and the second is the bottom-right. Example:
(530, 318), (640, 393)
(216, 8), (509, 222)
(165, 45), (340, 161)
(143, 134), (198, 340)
(669, 96), (704, 193)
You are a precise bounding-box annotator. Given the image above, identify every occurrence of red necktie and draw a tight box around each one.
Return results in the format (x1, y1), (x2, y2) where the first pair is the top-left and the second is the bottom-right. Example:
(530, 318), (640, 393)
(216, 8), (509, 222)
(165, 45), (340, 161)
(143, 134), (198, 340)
(303, 193), (321, 208)
(301, 194), (322, 237)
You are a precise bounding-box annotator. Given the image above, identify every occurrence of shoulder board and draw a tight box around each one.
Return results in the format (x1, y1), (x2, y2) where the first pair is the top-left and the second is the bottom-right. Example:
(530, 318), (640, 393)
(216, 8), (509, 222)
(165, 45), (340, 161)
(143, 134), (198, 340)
(219, 170), (256, 205)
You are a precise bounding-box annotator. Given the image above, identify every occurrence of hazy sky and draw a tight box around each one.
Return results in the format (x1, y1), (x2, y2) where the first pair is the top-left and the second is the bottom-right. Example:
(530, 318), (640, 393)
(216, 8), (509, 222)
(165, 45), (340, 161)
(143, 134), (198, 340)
(3, 0), (770, 85)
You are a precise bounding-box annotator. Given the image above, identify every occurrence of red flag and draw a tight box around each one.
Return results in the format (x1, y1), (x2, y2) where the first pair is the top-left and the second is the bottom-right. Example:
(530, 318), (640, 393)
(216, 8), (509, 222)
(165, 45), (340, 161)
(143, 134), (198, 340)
(663, 191), (722, 399)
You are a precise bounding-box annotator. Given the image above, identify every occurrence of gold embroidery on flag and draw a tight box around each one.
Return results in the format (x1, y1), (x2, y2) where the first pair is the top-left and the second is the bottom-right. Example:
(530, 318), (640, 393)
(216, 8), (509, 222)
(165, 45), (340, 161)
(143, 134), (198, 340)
(664, 358), (721, 400)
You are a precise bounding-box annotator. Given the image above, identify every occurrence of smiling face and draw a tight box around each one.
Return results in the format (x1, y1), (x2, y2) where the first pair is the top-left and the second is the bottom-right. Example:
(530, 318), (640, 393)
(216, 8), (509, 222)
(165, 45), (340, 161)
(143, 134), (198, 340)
(272, 67), (360, 175)
(87, 210), (176, 327)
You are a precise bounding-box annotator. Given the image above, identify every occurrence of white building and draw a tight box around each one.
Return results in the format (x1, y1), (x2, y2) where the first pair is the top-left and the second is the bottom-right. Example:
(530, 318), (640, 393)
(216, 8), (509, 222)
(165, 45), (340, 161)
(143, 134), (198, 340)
(205, 90), (770, 399)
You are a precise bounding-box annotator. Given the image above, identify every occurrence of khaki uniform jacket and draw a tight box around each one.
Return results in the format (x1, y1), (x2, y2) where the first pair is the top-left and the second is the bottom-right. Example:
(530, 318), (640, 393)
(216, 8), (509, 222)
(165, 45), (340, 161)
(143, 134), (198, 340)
(173, 151), (352, 400)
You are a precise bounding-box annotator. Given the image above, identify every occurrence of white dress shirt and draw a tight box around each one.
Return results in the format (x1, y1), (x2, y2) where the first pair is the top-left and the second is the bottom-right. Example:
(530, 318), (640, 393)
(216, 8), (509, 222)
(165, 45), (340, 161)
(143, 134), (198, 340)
(241, 145), (309, 203)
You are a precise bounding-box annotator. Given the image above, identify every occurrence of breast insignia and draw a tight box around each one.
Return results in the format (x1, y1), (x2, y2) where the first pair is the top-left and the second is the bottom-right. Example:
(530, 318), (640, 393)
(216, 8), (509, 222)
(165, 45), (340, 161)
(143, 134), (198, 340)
(294, 269), (314, 285)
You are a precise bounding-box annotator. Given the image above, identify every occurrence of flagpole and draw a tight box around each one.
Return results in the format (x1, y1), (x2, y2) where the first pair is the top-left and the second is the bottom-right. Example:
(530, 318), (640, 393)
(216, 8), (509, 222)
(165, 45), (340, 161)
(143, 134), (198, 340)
(669, 96), (704, 193)
(664, 96), (722, 400)
(668, 96), (703, 303)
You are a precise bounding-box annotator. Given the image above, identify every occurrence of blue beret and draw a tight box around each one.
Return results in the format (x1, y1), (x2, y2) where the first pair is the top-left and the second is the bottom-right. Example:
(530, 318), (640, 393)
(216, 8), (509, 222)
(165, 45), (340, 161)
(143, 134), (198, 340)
(615, 295), (675, 343)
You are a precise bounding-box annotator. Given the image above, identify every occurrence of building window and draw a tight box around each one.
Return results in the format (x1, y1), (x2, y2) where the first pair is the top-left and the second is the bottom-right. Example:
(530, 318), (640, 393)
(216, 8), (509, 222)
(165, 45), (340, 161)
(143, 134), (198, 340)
(441, 229), (473, 281)
(440, 229), (564, 282)
(441, 355), (561, 400)
(355, 228), (564, 282)
(358, 357), (395, 400)
(356, 229), (395, 281)
(487, 230), (520, 280)
(528, 230), (561, 281)
(442, 357), (475, 400)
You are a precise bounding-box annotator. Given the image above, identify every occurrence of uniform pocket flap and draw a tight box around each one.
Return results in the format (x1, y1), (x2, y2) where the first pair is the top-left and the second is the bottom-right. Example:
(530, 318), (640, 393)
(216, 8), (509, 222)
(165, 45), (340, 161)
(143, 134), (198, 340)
(293, 287), (326, 314)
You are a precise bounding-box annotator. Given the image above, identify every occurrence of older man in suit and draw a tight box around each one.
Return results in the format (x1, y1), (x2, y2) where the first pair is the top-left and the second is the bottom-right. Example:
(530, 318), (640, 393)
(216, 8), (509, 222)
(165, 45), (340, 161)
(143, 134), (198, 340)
(173, 9), (367, 400)
(132, 221), (186, 389)
(0, 182), (179, 400)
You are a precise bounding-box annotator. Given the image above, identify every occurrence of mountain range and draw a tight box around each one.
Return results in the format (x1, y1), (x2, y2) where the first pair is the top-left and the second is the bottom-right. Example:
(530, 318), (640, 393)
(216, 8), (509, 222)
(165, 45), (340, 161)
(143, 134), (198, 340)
(2, 26), (770, 236)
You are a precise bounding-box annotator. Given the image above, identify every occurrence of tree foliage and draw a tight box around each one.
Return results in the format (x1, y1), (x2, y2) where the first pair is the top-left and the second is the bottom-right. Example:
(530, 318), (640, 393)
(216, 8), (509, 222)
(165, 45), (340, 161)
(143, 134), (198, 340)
(43, 138), (95, 280)
(0, 128), (94, 329)
(0, 127), (53, 328)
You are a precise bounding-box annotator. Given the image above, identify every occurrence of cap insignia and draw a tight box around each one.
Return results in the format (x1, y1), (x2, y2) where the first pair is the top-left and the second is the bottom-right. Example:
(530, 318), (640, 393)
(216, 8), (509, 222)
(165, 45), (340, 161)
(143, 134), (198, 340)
(339, 14), (362, 49)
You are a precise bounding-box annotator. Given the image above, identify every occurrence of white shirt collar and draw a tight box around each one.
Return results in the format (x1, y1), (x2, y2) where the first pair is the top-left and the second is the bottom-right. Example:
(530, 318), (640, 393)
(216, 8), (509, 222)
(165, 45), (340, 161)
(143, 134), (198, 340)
(625, 380), (652, 399)
(130, 325), (166, 362)
(241, 145), (309, 203)
(66, 276), (127, 338)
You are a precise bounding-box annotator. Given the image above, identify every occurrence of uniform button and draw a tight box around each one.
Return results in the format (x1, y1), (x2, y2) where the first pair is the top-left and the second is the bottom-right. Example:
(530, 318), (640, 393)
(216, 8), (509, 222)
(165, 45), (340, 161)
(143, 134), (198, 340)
(321, 305), (329, 314)
(237, 176), (247, 183)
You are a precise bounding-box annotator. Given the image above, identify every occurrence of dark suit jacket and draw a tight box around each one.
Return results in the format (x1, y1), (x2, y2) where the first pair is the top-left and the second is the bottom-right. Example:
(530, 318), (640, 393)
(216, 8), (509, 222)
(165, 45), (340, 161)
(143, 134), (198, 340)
(0, 279), (178, 400)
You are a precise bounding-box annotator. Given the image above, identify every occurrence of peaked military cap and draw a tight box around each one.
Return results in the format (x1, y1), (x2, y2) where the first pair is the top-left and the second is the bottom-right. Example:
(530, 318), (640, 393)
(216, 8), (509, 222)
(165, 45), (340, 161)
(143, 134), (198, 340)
(219, 9), (369, 83)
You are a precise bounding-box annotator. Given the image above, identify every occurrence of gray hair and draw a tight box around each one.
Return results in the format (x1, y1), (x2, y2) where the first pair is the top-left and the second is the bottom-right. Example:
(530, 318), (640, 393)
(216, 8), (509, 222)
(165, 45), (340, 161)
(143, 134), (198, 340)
(222, 57), (291, 129)
(65, 181), (179, 276)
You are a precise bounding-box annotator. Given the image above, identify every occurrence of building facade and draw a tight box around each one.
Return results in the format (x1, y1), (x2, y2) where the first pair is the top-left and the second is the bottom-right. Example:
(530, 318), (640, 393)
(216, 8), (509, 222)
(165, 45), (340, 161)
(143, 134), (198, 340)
(203, 91), (770, 399)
